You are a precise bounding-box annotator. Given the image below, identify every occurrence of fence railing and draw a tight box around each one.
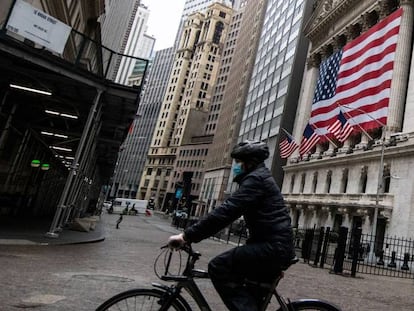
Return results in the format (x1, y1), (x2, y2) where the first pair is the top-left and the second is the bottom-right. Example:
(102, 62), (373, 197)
(177, 218), (414, 279)
(293, 226), (414, 279)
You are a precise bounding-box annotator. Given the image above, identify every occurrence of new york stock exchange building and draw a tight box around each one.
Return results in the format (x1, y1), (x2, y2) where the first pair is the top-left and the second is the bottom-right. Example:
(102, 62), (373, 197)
(281, 0), (414, 243)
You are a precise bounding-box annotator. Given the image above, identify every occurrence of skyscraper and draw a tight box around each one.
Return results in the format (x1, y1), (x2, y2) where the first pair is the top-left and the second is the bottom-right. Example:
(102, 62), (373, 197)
(138, 3), (233, 210)
(101, 1), (154, 84)
(111, 47), (175, 199)
(236, 0), (313, 185)
(196, 0), (268, 216)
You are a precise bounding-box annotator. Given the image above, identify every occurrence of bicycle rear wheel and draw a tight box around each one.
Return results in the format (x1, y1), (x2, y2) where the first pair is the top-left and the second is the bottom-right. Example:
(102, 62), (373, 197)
(277, 299), (341, 311)
(96, 288), (186, 311)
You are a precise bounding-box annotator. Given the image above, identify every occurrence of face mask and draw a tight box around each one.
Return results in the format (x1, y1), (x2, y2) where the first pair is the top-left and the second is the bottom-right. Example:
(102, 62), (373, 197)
(232, 163), (244, 177)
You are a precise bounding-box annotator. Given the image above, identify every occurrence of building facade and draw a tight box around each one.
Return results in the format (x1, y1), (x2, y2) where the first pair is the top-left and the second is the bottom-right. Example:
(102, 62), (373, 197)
(138, 3), (234, 210)
(101, 0), (154, 84)
(173, 0), (233, 50)
(236, 0), (313, 186)
(114, 4), (154, 85)
(282, 0), (414, 239)
(112, 47), (175, 199)
(196, 0), (268, 216)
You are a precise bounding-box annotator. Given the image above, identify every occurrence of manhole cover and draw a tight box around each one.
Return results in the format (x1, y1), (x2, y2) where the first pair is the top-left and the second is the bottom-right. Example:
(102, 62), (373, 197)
(72, 274), (134, 282)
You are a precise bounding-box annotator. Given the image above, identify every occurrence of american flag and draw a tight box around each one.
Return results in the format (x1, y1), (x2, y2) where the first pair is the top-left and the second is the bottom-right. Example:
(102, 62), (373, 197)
(309, 8), (402, 137)
(299, 124), (320, 156)
(279, 131), (299, 159)
(327, 110), (354, 142)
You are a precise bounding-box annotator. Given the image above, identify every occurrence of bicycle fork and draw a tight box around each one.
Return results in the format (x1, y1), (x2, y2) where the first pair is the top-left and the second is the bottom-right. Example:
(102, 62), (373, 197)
(273, 289), (294, 311)
(152, 283), (184, 310)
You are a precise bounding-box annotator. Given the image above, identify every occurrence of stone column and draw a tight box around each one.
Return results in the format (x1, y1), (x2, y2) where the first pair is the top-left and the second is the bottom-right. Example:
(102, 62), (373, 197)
(401, 0), (414, 132)
(388, 0), (414, 133)
(292, 52), (321, 157)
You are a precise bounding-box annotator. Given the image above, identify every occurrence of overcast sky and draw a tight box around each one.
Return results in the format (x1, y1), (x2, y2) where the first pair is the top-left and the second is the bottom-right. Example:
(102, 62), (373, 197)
(142, 0), (186, 51)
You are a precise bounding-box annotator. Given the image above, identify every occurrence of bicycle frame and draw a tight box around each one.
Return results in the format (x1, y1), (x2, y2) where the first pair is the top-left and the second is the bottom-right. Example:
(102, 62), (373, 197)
(96, 246), (342, 311)
(154, 245), (293, 311)
(153, 276), (212, 311)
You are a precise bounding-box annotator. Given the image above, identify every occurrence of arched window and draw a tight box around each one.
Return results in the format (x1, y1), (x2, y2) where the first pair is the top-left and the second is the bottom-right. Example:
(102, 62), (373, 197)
(213, 21), (224, 44)
(194, 30), (201, 46)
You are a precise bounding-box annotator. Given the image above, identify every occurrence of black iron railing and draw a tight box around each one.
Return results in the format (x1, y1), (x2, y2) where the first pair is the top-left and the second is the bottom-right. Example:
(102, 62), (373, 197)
(293, 226), (414, 279)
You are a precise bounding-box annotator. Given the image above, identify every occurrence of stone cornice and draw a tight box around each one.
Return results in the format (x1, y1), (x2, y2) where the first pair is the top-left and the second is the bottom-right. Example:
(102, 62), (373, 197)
(304, 0), (375, 43)
(284, 139), (414, 172)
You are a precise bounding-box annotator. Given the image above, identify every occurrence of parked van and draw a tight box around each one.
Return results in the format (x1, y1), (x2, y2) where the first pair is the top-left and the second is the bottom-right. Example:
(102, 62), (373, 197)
(111, 198), (149, 215)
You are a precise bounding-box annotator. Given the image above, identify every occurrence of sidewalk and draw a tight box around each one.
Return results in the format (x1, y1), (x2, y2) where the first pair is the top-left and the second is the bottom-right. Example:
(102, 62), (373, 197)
(0, 215), (105, 245)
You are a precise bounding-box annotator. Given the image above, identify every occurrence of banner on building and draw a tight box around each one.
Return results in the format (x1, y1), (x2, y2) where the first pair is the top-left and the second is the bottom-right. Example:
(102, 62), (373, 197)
(309, 8), (403, 138)
(6, 0), (72, 54)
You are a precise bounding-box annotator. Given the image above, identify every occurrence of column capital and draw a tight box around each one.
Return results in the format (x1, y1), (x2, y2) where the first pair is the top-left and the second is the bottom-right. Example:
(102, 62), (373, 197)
(400, 0), (414, 7)
(378, 0), (391, 19)
(307, 53), (321, 68)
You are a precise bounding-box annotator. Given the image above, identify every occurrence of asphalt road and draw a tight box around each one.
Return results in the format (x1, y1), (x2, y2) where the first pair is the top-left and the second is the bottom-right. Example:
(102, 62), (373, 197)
(1, 213), (413, 310)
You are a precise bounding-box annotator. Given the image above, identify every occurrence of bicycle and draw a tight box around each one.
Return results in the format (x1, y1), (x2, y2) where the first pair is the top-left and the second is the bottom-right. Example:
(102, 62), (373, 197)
(96, 244), (341, 311)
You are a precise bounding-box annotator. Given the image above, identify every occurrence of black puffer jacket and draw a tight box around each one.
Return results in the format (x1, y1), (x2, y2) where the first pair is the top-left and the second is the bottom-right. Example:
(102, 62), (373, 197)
(184, 163), (295, 256)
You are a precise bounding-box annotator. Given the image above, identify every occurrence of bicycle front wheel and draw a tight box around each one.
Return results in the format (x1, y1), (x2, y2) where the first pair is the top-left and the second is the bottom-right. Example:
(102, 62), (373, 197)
(277, 299), (341, 311)
(96, 288), (187, 311)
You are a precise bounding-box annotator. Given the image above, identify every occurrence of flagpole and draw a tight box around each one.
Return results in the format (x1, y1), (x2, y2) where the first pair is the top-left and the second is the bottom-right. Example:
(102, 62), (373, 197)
(339, 103), (386, 262)
(308, 123), (338, 149)
(337, 103), (374, 141)
(281, 127), (294, 139)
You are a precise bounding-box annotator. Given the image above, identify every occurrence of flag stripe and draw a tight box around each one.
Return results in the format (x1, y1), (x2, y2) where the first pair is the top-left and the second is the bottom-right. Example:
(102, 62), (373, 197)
(280, 140), (298, 158)
(299, 124), (320, 156)
(327, 111), (354, 142)
(279, 132), (299, 159)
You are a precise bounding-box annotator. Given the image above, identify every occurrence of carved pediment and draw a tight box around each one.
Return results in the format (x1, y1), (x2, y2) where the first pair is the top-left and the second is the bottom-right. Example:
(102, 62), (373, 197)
(303, 0), (366, 42)
(303, 0), (336, 36)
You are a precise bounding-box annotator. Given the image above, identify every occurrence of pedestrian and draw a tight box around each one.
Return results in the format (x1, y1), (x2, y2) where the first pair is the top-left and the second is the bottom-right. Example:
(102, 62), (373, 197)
(116, 214), (123, 229)
(168, 140), (296, 311)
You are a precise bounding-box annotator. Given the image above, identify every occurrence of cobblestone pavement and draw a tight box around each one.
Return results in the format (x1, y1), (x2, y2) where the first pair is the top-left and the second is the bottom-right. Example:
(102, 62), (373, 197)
(0, 213), (413, 310)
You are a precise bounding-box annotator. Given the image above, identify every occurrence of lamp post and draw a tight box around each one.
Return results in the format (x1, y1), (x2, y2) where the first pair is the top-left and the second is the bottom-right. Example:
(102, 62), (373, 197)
(340, 104), (387, 261)
(370, 132), (385, 260)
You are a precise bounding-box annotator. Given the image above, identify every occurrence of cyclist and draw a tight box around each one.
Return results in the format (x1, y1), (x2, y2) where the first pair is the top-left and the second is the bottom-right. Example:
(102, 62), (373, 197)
(168, 140), (296, 311)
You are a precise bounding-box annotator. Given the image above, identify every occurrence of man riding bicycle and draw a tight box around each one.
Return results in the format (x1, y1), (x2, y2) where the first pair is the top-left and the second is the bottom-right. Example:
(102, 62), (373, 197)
(168, 140), (296, 311)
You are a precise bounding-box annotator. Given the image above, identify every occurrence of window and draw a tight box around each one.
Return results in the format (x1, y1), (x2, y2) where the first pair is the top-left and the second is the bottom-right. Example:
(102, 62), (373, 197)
(213, 21), (224, 44)
(146, 168), (153, 176)
(300, 173), (306, 193)
(360, 166), (368, 193)
(341, 169), (348, 193)
(289, 174), (295, 193)
(325, 170), (332, 193)
(312, 172), (318, 193)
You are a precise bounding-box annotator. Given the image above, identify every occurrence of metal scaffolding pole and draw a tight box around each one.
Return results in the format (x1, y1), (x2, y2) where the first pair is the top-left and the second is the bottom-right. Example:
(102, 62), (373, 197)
(45, 88), (103, 238)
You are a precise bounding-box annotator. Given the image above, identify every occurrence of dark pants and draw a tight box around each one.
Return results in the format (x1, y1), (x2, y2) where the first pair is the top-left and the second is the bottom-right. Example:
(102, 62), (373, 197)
(208, 242), (287, 311)
(116, 215), (123, 229)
